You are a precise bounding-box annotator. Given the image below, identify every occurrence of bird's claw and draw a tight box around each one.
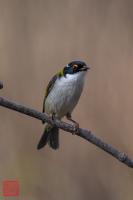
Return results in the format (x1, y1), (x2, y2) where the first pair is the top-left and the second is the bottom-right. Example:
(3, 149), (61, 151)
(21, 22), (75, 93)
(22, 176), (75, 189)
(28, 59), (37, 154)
(72, 123), (79, 135)
(51, 113), (56, 121)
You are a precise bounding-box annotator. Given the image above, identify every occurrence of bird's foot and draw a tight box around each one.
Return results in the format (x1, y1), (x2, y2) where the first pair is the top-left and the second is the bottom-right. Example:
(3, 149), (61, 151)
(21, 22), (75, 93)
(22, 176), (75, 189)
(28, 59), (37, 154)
(51, 113), (55, 120)
(66, 113), (79, 134)
(72, 122), (79, 135)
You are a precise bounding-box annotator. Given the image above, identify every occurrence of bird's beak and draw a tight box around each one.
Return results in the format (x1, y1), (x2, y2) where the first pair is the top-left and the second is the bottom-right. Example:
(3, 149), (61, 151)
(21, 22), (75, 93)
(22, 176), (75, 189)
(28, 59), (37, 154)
(81, 65), (90, 71)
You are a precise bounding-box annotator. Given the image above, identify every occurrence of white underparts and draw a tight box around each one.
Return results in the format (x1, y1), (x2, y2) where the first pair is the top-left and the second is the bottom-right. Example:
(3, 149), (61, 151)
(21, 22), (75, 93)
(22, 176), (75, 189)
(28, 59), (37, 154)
(45, 71), (87, 118)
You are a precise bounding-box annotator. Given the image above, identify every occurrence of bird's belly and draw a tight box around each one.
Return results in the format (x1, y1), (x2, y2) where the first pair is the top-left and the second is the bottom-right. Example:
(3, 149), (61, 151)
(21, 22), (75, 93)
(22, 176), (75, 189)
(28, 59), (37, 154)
(45, 75), (84, 118)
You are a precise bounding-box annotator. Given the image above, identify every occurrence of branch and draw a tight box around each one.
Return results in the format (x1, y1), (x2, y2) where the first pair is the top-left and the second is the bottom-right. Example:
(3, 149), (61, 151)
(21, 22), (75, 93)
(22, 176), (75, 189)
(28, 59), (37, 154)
(0, 82), (133, 168)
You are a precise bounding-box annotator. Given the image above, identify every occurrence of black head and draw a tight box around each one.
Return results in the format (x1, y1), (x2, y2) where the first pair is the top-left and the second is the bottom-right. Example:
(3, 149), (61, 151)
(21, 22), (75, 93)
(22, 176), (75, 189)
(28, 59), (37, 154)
(63, 60), (89, 75)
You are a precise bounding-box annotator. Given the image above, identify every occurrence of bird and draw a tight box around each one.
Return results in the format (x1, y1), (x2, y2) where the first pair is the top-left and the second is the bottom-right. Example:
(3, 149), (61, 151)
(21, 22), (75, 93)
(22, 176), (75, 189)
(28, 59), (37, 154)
(37, 60), (89, 150)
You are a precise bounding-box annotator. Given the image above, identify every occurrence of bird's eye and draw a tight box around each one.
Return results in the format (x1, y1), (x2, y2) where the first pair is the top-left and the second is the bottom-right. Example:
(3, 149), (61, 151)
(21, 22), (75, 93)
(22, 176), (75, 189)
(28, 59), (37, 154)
(73, 64), (78, 69)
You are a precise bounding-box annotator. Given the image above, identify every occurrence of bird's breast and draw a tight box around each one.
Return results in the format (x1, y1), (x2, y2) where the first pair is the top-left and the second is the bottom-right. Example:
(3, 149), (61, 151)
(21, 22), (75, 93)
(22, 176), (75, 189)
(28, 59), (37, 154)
(45, 72), (86, 118)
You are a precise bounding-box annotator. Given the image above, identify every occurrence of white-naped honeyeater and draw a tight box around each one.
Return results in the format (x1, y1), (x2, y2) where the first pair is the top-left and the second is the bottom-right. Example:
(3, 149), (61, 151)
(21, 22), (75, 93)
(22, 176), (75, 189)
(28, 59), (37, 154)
(37, 60), (90, 150)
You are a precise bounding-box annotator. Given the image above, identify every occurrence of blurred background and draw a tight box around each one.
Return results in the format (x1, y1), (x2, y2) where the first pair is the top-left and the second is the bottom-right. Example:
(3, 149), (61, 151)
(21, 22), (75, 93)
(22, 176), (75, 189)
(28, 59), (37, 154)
(0, 0), (133, 199)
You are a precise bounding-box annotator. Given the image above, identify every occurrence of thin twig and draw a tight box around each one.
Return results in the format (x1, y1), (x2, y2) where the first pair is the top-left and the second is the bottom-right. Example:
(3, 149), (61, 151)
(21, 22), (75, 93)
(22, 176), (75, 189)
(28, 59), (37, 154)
(0, 83), (133, 168)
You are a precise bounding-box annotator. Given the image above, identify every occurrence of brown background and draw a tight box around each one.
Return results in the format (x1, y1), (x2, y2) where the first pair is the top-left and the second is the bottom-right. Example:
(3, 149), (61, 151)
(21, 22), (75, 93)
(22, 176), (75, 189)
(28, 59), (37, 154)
(0, 0), (133, 199)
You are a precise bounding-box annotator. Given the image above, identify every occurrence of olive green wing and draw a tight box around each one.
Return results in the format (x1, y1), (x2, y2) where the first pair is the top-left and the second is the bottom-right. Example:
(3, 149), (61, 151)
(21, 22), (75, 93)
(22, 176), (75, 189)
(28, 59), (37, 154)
(42, 74), (58, 113)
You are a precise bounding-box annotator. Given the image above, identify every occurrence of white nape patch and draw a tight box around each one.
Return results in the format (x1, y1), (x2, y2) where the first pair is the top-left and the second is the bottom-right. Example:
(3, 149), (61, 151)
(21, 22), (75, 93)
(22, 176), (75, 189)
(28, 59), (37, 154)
(66, 64), (70, 68)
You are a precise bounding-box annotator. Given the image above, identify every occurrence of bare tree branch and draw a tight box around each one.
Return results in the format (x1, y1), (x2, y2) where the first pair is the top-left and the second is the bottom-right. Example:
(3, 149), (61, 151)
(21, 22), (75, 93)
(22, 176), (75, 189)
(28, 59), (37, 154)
(0, 82), (133, 168)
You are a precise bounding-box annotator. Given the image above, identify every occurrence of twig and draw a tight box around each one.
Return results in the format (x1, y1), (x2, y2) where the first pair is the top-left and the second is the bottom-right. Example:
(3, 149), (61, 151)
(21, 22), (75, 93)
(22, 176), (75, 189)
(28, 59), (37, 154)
(0, 82), (133, 168)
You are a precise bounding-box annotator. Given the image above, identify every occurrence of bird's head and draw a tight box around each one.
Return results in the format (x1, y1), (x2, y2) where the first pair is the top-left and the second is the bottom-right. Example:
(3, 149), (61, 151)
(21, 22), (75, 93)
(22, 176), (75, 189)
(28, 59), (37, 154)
(63, 60), (90, 76)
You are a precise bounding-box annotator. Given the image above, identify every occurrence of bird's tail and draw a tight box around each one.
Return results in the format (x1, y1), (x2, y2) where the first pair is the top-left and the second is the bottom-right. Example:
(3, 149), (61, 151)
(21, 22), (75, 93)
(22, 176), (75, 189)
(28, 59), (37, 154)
(37, 124), (59, 150)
